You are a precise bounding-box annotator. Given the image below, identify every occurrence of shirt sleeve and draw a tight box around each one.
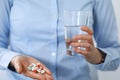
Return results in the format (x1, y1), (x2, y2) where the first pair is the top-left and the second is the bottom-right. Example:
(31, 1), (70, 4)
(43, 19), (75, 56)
(93, 0), (120, 71)
(0, 0), (20, 69)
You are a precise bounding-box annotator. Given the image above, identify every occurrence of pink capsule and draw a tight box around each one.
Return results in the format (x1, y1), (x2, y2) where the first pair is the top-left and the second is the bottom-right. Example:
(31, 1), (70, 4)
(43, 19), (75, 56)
(40, 67), (43, 70)
(37, 63), (41, 68)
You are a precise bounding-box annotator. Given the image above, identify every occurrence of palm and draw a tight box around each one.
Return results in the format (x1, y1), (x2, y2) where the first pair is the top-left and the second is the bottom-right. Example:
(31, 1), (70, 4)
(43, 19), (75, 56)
(13, 56), (37, 73)
(11, 55), (53, 80)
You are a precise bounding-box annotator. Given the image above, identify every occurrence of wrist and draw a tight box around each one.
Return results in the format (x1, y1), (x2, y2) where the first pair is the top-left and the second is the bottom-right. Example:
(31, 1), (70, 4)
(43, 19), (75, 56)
(8, 61), (16, 72)
(8, 55), (20, 71)
(96, 48), (106, 64)
(85, 48), (106, 64)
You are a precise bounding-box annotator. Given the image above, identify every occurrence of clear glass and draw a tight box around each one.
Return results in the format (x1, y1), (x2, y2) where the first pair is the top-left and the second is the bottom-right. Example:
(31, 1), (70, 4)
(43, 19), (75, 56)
(64, 11), (90, 56)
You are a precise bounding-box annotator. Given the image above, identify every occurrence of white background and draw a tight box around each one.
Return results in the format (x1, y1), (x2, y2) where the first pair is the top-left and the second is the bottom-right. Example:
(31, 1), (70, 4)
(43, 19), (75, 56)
(98, 0), (120, 80)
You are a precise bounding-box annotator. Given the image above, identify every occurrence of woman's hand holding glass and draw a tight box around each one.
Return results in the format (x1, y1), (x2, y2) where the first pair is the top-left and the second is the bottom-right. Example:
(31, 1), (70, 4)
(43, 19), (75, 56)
(71, 26), (102, 64)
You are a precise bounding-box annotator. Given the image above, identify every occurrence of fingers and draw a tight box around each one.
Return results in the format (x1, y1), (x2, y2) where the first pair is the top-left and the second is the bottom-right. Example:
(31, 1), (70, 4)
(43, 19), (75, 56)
(73, 47), (89, 55)
(36, 63), (52, 75)
(25, 62), (53, 80)
(72, 26), (94, 45)
(23, 70), (53, 80)
(13, 55), (53, 80)
(71, 42), (91, 49)
(45, 74), (54, 80)
(81, 26), (93, 35)
(73, 34), (92, 41)
(71, 41), (92, 55)
(72, 35), (94, 46)
(43, 67), (52, 75)
(71, 26), (93, 42)
(27, 56), (53, 75)
(23, 71), (46, 80)
(37, 63), (53, 80)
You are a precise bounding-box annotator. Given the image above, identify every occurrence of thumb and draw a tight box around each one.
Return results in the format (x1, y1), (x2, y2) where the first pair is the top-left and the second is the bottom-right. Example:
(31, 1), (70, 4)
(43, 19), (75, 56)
(15, 63), (23, 74)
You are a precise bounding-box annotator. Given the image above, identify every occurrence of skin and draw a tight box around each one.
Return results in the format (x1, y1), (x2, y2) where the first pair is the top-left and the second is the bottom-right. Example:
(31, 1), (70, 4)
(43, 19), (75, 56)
(10, 26), (102, 80)
(71, 26), (102, 64)
(10, 55), (53, 80)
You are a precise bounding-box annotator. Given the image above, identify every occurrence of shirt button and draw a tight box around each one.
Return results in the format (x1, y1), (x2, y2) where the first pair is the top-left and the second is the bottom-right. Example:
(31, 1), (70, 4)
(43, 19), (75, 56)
(52, 52), (56, 56)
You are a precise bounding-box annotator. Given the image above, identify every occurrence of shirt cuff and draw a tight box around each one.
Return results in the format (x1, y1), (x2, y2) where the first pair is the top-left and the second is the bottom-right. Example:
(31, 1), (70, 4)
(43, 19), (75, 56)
(94, 47), (120, 71)
(0, 50), (20, 69)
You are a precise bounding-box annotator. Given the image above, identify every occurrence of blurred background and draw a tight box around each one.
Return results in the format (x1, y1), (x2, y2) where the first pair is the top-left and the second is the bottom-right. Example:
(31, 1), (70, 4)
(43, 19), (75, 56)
(98, 0), (120, 79)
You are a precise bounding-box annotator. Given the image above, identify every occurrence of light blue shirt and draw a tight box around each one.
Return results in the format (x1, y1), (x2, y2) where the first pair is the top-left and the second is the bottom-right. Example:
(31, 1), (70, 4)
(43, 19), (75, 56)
(0, 0), (120, 80)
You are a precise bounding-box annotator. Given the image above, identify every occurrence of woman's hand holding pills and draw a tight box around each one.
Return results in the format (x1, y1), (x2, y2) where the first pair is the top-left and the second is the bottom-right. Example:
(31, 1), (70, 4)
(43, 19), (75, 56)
(10, 55), (53, 80)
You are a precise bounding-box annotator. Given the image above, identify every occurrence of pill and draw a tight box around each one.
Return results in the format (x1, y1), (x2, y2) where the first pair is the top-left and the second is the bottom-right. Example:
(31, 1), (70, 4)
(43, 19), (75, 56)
(37, 68), (41, 73)
(37, 63), (41, 67)
(40, 70), (45, 75)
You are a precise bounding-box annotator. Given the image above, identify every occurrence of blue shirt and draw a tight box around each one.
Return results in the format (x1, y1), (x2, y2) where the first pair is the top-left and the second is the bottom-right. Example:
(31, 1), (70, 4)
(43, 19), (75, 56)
(0, 0), (120, 80)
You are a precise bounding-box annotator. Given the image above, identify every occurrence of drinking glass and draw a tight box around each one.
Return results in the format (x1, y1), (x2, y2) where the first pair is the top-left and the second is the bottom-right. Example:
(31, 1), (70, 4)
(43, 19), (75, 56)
(64, 11), (90, 56)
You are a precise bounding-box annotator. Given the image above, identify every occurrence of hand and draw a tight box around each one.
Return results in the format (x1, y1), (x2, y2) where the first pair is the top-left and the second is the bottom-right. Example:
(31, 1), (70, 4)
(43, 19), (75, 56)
(10, 55), (53, 80)
(71, 26), (102, 64)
